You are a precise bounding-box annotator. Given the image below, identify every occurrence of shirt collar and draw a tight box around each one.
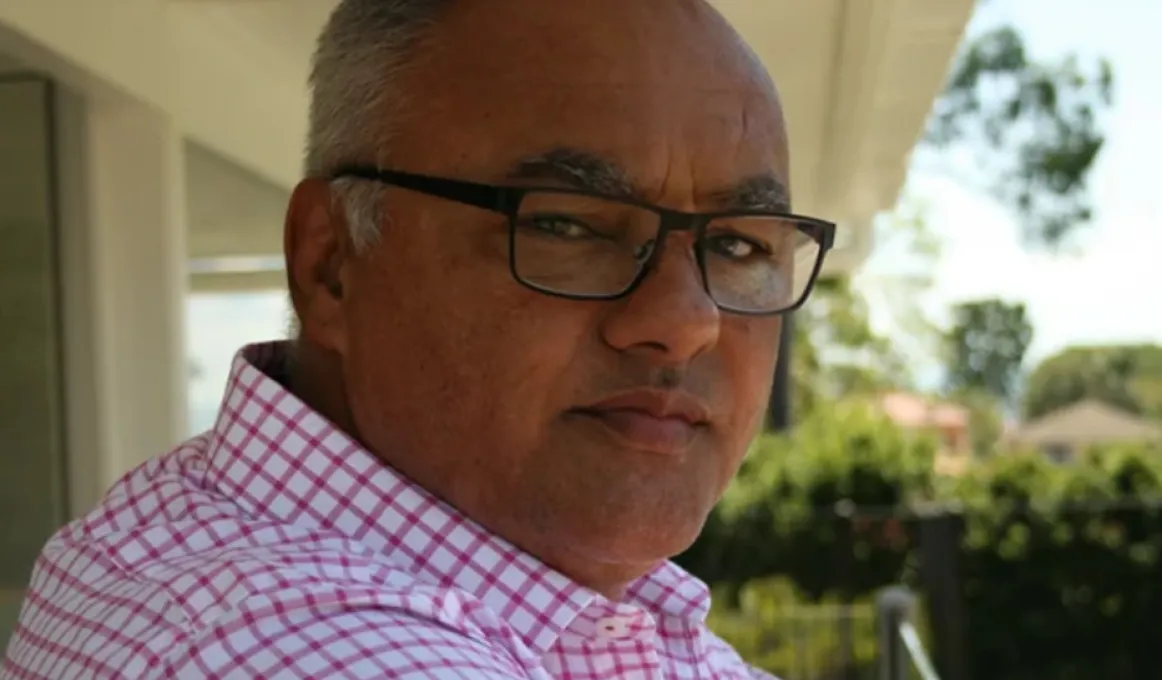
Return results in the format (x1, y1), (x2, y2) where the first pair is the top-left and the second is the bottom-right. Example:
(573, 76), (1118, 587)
(205, 341), (711, 653)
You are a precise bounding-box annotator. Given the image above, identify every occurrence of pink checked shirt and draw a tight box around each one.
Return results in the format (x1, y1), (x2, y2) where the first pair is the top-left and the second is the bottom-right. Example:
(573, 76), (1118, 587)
(3, 343), (774, 679)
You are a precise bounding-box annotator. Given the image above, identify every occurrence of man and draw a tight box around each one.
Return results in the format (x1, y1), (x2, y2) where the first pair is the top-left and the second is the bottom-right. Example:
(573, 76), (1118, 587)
(3, 0), (833, 677)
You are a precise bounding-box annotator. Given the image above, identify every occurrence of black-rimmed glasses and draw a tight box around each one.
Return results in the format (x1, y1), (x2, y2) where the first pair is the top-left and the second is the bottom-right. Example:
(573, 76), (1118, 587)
(331, 166), (836, 316)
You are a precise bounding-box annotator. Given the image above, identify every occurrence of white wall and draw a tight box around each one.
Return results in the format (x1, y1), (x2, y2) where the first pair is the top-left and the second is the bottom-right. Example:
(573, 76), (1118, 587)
(51, 83), (190, 511)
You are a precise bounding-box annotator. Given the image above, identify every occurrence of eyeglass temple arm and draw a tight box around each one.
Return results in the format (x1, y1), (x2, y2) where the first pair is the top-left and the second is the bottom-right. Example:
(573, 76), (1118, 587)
(330, 165), (521, 214)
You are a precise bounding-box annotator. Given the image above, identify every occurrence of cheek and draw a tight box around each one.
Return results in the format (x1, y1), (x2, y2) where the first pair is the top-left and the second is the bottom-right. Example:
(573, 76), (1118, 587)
(722, 317), (782, 433)
(470, 307), (591, 427)
(354, 271), (596, 439)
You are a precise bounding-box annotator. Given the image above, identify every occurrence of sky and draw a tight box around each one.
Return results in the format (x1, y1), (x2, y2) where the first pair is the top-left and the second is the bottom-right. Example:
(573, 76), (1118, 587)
(865, 0), (1162, 387)
(186, 0), (1162, 434)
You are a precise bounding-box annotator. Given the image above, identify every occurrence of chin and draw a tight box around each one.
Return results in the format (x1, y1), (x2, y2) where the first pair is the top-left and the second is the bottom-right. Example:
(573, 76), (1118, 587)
(558, 506), (710, 565)
(508, 435), (727, 570)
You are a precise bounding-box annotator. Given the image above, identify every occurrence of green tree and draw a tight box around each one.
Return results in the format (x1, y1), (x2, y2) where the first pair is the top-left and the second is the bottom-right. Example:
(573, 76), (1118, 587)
(943, 298), (1034, 406)
(954, 387), (1007, 457)
(926, 23), (1114, 247)
(791, 13), (1115, 416)
(1022, 344), (1162, 421)
(796, 277), (909, 400)
(788, 12), (1115, 418)
(790, 199), (943, 419)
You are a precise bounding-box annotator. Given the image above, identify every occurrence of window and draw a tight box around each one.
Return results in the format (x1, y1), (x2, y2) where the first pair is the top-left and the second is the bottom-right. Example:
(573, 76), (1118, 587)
(187, 291), (291, 435)
(1044, 444), (1073, 464)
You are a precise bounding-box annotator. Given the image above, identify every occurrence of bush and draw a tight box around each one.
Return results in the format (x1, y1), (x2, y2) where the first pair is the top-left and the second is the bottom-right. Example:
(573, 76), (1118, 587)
(954, 444), (1162, 680)
(706, 577), (881, 679)
(681, 410), (1162, 680)
(678, 402), (937, 600)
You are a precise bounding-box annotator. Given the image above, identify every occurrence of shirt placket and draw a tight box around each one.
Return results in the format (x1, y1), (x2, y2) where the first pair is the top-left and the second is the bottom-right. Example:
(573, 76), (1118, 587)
(561, 603), (663, 680)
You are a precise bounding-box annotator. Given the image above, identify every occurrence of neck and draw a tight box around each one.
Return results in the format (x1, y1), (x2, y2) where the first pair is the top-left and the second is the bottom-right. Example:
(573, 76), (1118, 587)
(287, 340), (361, 438)
(532, 544), (660, 600)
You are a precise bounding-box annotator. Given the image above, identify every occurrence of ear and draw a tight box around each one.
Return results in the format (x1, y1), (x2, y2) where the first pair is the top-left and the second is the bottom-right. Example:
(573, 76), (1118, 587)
(285, 178), (352, 356)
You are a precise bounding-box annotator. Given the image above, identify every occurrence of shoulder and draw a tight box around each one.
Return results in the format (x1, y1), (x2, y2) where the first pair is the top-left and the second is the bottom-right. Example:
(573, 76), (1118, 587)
(5, 448), (532, 678)
(7, 538), (532, 679)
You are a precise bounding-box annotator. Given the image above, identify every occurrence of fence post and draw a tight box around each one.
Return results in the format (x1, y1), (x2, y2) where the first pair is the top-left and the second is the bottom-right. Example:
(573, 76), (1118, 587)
(767, 312), (794, 431)
(877, 586), (915, 680)
(918, 511), (970, 680)
(834, 500), (857, 680)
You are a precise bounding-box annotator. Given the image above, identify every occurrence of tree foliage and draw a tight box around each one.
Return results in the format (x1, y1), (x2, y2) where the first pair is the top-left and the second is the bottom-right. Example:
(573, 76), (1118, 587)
(926, 25), (1114, 247)
(947, 447), (1162, 680)
(792, 277), (909, 410)
(706, 577), (885, 679)
(686, 405), (1162, 679)
(1022, 344), (1162, 421)
(789, 200), (943, 420)
(953, 387), (1007, 458)
(943, 298), (1034, 406)
(677, 403), (937, 600)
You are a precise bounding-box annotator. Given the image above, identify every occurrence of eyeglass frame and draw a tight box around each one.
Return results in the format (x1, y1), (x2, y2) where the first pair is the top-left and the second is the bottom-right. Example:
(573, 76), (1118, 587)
(330, 165), (837, 316)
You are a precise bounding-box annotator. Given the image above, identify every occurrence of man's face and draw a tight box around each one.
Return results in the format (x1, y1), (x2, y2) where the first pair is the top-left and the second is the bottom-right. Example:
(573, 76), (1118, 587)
(293, 0), (790, 583)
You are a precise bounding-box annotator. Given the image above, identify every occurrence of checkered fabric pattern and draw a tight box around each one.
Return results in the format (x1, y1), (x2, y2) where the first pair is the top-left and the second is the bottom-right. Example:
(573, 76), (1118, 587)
(3, 342), (777, 679)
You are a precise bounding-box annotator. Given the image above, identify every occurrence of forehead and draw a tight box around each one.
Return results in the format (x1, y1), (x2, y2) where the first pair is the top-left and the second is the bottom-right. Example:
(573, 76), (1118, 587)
(388, 0), (788, 197)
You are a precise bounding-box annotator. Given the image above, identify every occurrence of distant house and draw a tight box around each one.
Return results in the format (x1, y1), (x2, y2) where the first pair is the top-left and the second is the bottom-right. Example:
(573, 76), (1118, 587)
(875, 392), (972, 476)
(1005, 399), (1162, 463)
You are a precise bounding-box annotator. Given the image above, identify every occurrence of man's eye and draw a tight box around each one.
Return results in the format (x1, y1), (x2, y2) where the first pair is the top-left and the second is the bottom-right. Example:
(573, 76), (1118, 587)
(706, 234), (769, 260)
(525, 215), (598, 239)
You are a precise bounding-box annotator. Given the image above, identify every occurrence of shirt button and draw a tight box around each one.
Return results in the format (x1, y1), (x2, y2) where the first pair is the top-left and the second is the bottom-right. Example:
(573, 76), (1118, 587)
(595, 616), (632, 639)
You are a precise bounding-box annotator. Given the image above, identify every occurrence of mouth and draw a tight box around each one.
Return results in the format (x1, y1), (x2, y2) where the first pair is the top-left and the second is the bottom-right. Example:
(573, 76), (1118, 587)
(570, 389), (711, 456)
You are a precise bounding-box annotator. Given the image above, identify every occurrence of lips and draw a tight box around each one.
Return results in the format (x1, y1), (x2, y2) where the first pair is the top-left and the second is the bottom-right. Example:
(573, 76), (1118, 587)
(572, 389), (710, 456)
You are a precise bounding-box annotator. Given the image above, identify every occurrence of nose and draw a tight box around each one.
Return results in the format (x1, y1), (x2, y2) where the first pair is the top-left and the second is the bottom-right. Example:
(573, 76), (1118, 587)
(600, 235), (721, 362)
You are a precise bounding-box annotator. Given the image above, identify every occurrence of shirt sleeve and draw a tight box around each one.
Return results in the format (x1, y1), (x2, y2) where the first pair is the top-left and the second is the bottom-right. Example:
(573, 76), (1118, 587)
(150, 592), (532, 680)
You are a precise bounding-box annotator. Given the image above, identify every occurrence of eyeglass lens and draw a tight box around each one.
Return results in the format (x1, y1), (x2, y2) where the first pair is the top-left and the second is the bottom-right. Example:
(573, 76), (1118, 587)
(511, 190), (821, 313)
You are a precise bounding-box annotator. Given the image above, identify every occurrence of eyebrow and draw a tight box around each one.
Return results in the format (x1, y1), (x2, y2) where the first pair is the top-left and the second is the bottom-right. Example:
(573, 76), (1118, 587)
(713, 174), (791, 213)
(506, 148), (637, 197)
(505, 146), (791, 212)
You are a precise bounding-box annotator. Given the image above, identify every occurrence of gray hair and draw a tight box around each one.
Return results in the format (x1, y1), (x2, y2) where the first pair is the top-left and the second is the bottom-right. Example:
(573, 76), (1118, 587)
(305, 0), (453, 251)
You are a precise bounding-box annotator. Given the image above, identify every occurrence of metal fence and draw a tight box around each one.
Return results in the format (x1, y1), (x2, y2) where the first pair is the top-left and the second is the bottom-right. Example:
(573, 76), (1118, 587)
(877, 587), (941, 680)
(717, 589), (941, 680)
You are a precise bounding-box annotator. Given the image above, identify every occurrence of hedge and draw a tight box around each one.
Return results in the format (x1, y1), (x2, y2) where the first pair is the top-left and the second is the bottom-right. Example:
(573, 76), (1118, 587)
(678, 404), (1162, 679)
